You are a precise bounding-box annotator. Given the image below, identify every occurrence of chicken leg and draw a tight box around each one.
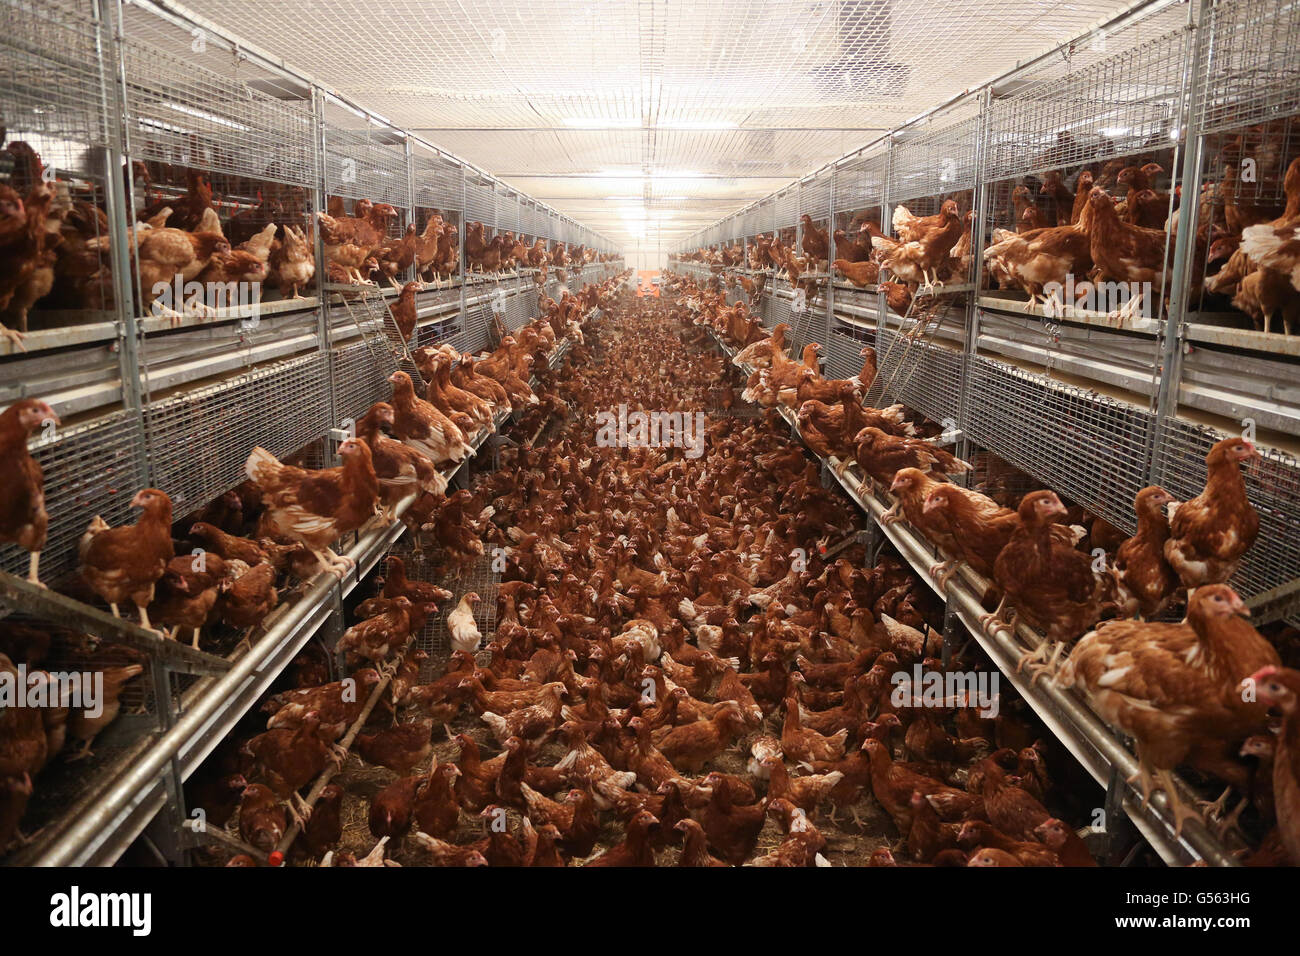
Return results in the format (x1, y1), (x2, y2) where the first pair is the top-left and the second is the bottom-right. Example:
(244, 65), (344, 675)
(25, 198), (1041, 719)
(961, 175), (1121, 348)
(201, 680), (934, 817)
(27, 551), (43, 587)
(978, 594), (1010, 636)
(288, 792), (312, 828)
(1153, 768), (1200, 835)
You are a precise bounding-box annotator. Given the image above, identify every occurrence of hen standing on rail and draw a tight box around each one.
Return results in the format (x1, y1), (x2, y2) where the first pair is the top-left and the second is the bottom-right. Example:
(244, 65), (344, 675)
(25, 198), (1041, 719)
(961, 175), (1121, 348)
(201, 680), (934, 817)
(244, 438), (379, 577)
(0, 399), (58, 585)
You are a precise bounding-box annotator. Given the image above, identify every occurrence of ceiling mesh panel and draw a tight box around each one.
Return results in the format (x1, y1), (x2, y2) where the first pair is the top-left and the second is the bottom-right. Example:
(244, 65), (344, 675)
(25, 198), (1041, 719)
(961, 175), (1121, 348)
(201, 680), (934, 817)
(181, 0), (1154, 246)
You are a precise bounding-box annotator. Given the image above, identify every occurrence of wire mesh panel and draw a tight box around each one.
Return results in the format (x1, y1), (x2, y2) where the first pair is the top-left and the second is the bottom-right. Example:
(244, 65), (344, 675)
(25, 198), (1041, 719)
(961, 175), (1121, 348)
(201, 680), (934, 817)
(753, 199), (775, 240)
(0, 0), (111, 158)
(0, 0), (118, 343)
(527, 201), (549, 239)
(801, 172), (833, 224)
(769, 291), (798, 344)
(323, 119), (410, 207)
(497, 189), (521, 234)
(119, 27), (316, 191)
(143, 353), (330, 514)
(1196, 0), (1300, 138)
(396, 549), (499, 658)
(984, 27), (1188, 183)
(503, 288), (532, 333)
(442, 298), (494, 355)
(1154, 417), (1300, 604)
(836, 149), (887, 227)
(412, 148), (462, 212)
(963, 355), (1154, 531)
(464, 176), (495, 228)
(823, 327), (872, 381)
(1184, 0), (1300, 342)
(871, 327), (963, 426)
(0, 411), (147, 583)
(887, 107), (981, 208)
(332, 338), (394, 425)
(773, 188), (798, 234)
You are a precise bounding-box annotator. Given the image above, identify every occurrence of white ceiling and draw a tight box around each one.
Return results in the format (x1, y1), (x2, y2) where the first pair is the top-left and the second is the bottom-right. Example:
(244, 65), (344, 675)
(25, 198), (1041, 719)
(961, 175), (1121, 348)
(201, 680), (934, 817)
(183, 0), (1146, 248)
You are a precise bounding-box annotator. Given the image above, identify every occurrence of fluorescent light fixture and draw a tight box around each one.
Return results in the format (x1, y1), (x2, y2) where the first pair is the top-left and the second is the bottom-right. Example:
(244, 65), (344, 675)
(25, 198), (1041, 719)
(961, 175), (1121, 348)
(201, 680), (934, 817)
(1100, 126), (1131, 137)
(163, 101), (252, 132)
(597, 168), (706, 179)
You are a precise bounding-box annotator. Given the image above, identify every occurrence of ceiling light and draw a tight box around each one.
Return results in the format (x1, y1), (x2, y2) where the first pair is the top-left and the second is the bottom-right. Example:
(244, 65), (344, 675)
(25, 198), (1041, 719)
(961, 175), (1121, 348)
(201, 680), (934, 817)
(163, 101), (252, 132)
(1100, 126), (1131, 137)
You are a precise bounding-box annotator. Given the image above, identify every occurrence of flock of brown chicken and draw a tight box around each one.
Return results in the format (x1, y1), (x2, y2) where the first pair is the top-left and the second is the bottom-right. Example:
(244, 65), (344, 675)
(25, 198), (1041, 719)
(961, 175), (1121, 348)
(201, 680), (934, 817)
(0, 270), (611, 854)
(674, 271), (1299, 864)
(0, 138), (615, 349)
(182, 289), (1107, 867)
(678, 126), (1300, 336)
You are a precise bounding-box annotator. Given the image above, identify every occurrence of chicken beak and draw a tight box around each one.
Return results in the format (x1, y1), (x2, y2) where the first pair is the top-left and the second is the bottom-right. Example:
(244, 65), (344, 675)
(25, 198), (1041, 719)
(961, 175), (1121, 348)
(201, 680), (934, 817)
(130, 491), (149, 508)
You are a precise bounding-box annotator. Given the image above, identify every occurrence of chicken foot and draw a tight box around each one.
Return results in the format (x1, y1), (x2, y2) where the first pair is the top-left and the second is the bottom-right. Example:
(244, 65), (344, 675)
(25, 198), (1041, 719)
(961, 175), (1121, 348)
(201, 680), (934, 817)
(978, 594), (1011, 636)
(0, 323), (26, 352)
(1127, 754), (1200, 835)
(929, 559), (959, 590)
(64, 739), (96, 762)
(314, 547), (355, 578)
(1197, 786), (1249, 837)
(1019, 640), (1066, 684)
(1107, 288), (1146, 327)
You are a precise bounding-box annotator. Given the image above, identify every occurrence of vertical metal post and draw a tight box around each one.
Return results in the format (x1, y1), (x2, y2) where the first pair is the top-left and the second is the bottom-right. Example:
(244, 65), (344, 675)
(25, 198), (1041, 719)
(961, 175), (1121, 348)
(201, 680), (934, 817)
(1150, 0), (1210, 486)
(458, 167), (467, 331)
(146, 660), (189, 865)
(794, 183), (803, 277)
(310, 87), (337, 429)
(877, 139), (893, 357)
(404, 136), (417, 284)
(825, 167), (836, 350)
(99, 0), (149, 485)
(958, 87), (994, 463)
